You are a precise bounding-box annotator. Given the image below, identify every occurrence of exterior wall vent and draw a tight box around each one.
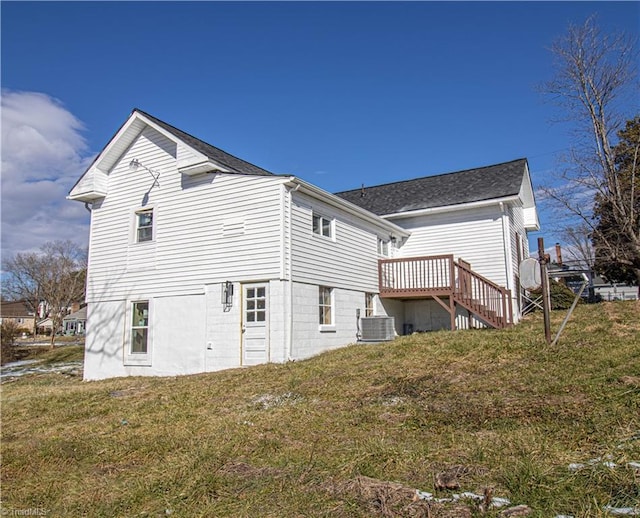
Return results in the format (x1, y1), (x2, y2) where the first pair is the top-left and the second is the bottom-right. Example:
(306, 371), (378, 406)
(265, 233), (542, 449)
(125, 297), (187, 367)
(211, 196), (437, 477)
(360, 316), (395, 341)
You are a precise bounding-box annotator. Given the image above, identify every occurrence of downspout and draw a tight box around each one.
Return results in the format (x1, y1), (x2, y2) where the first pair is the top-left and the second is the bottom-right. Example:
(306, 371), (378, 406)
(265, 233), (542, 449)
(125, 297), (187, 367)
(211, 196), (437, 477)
(286, 183), (300, 362)
(499, 202), (513, 293)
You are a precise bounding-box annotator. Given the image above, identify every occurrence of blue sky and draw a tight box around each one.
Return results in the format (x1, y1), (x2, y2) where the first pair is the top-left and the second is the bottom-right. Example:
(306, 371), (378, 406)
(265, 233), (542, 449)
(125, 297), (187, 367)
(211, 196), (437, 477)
(2, 1), (638, 262)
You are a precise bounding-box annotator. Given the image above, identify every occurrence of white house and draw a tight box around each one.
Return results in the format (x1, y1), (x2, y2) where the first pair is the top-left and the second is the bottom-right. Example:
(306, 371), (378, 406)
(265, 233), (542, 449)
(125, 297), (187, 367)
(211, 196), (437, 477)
(592, 276), (638, 301)
(68, 109), (539, 380)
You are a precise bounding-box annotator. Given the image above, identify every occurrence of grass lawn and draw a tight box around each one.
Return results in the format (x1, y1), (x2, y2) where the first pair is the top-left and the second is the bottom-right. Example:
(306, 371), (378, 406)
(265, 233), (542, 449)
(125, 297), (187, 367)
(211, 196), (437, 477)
(1, 302), (639, 517)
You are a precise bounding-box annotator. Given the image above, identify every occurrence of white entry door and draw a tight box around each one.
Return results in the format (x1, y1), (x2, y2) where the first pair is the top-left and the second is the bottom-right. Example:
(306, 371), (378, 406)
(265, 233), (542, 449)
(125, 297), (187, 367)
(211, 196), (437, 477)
(242, 283), (269, 365)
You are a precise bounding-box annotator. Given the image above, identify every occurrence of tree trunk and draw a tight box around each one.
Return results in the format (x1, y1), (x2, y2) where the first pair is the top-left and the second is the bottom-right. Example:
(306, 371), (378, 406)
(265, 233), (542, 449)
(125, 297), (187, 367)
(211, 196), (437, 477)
(49, 316), (60, 350)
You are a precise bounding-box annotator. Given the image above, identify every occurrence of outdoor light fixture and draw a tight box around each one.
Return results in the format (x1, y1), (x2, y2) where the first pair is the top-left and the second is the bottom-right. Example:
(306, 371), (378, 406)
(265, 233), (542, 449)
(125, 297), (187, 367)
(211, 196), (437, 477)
(221, 281), (234, 311)
(129, 159), (160, 188)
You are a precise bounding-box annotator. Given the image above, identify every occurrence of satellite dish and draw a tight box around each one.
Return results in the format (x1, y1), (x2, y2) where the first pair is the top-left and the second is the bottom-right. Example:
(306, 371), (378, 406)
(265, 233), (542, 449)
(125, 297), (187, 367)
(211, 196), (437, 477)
(520, 258), (542, 290)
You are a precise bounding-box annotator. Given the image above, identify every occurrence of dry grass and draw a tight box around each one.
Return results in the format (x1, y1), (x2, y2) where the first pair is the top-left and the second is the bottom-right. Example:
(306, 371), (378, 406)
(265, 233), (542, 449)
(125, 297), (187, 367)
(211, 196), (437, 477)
(1, 302), (639, 517)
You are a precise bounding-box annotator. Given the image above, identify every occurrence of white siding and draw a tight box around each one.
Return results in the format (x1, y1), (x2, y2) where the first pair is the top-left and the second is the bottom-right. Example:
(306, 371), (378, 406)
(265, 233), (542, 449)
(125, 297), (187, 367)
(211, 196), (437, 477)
(290, 282), (365, 360)
(202, 279), (289, 372)
(509, 204), (527, 319)
(204, 283), (242, 371)
(289, 192), (384, 292)
(84, 294), (206, 380)
(86, 126), (286, 303)
(69, 166), (107, 199)
(85, 280), (291, 380)
(399, 299), (481, 332)
(391, 205), (509, 288)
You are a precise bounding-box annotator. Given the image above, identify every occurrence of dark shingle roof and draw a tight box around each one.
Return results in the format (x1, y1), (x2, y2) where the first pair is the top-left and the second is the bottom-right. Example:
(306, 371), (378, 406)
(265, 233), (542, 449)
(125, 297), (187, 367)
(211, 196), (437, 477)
(135, 109), (274, 176)
(334, 159), (528, 216)
(0, 301), (34, 318)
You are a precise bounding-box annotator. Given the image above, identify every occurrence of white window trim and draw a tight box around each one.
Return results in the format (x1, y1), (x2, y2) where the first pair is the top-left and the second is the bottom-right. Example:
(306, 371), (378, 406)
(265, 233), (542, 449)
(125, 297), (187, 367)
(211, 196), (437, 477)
(377, 238), (390, 257)
(123, 298), (153, 366)
(319, 286), (335, 332)
(312, 213), (335, 241)
(132, 206), (156, 244)
(365, 292), (375, 317)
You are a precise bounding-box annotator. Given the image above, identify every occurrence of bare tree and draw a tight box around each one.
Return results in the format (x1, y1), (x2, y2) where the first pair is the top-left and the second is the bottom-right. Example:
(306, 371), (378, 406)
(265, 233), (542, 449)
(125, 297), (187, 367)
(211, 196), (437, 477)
(562, 224), (596, 270)
(540, 15), (639, 283)
(2, 240), (87, 348)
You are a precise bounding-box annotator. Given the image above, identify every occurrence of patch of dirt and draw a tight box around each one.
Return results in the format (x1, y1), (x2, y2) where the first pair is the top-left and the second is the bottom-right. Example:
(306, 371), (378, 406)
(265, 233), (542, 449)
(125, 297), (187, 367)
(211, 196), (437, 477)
(621, 375), (640, 385)
(219, 461), (284, 479)
(93, 463), (137, 476)
(332, 475), (473, 518)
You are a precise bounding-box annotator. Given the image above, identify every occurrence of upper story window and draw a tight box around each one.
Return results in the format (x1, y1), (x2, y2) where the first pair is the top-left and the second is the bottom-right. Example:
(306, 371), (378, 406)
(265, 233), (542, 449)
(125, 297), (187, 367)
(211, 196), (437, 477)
(136, 209), (153, 242)
(312, 213), (333, 238)
(377, 238), (390, 256)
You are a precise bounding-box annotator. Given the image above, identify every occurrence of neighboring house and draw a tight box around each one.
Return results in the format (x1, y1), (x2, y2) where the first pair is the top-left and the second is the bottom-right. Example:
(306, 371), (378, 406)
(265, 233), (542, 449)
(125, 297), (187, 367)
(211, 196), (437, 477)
(68, 109), (539, 380)
(36, 317), (54, 336)
(63, 306), (87, 335)
(592, 276), (638, 301)
(0, 301), (36, 334)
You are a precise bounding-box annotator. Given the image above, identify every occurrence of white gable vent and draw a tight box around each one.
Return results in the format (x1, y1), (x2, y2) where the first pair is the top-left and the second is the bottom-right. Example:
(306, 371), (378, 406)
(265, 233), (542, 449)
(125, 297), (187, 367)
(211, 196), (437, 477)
(360, 316), (395, 342)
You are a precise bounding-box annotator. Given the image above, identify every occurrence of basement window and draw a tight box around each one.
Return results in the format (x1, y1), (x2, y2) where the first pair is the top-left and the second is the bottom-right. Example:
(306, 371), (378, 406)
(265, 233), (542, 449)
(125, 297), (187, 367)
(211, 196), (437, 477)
(124, 299), (152, 366)
(131, 301), (149, 354)
(319, 286), (333, 326)
(365, 293), (375, 317)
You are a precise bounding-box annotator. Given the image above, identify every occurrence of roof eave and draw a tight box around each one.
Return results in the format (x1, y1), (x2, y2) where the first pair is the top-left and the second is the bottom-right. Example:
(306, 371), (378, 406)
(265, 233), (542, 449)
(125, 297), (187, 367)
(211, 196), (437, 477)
(283, 177), (410, 238)
(381, 195), (521, 220)
(66, 190), (107, 203)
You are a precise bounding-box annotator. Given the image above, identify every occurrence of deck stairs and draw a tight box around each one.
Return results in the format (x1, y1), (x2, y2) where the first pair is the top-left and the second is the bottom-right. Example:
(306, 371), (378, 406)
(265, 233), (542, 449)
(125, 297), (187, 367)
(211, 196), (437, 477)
(378, 255), (513, 330)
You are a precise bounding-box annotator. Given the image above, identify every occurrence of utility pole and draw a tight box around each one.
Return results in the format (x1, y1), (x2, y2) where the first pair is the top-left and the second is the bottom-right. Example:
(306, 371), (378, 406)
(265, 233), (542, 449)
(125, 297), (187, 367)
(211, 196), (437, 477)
(538, 238), (552, 344)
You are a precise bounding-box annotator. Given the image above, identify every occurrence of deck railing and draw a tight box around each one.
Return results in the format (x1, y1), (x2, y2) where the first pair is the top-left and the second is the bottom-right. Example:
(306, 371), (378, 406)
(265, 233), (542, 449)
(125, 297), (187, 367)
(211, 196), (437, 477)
(378, 255), (512, 328)
(453, 260), (512, 328)
(378, 254), (454, 297)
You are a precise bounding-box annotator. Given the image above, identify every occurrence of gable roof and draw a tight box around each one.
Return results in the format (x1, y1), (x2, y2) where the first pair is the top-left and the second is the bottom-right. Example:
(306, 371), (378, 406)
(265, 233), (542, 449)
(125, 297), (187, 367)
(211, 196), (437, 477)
(334, 159), (530, 216)
(0, 300), (34, 318)
(63, 306), (87, 321)
(133, 109), (273, 177)
(68, 109), (273, 202)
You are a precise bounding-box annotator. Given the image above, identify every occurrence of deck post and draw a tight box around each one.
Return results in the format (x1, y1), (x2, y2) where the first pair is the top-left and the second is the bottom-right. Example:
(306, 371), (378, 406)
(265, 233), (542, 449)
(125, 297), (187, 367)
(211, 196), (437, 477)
(449, 256), (456, 330)
(450, 296), (456, 330)
(501, 288), (508, 327)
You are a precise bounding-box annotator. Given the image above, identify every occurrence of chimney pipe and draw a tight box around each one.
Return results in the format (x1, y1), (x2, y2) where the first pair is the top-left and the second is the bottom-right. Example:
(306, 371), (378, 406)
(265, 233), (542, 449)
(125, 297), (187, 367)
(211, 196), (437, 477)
(555, 243), (563, 266)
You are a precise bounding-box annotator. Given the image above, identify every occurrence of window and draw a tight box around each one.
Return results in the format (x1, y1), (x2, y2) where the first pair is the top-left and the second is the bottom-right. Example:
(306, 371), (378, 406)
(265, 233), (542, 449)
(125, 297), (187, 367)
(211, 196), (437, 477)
(131, 301), (149, 353)
(136, 209), (153, 242)
(245, 287), (266, 322)
(312, 213), (333, 238)
(319, 286), (333, 325)
(377, 238), (390, 256)
(365, 293), (374, 317)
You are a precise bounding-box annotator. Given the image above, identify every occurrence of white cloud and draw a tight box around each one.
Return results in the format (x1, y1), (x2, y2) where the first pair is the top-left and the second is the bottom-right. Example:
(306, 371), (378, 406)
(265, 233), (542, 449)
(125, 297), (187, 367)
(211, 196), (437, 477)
(1, 91), (93, 261)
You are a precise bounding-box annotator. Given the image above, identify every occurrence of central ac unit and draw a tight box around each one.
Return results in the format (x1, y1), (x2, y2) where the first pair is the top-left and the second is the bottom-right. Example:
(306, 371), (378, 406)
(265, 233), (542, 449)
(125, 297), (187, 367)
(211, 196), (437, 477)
(360, 316), (395, 341)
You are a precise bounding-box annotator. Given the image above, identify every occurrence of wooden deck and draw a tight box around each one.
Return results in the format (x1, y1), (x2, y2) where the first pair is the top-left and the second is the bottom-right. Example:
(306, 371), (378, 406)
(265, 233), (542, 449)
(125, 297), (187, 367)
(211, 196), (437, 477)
(378, 255), (513, 329)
